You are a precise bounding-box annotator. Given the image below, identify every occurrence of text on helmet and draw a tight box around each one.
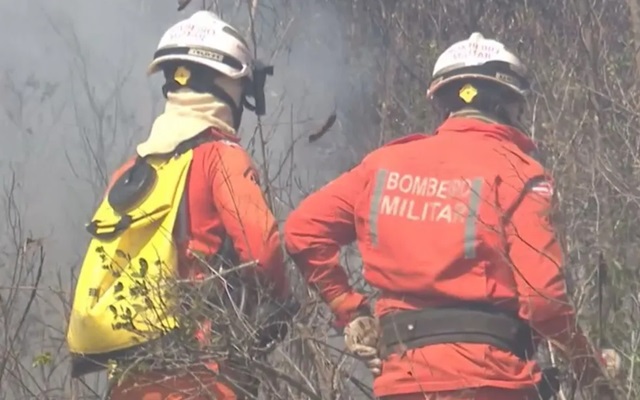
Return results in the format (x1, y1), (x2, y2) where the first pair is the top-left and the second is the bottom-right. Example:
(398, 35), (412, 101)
(187, 48), (224, 62)
(166, 22), (217, 45)
(447, 41), (502, 63)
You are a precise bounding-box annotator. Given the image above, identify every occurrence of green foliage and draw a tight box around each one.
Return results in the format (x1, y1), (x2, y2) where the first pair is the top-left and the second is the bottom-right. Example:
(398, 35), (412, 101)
(31, 353), (53, 369)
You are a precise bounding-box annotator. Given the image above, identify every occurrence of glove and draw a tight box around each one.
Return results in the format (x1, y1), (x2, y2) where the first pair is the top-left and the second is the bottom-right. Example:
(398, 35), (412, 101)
(601, 348), (622, 379)
(344, 315), (382, 377)
(591, 348), (622, 399)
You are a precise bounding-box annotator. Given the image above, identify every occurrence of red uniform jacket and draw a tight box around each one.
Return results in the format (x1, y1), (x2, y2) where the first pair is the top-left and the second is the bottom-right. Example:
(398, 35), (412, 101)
(284, 116), (601, 397)
(108, 129), (288, 297)
(106, 130), (289, 400)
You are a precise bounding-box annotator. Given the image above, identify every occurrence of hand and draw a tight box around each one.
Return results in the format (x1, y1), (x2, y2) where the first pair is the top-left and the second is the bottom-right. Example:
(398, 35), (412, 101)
(344, 315), (382, 376)
(328, 291), (368, 329)
(601, 348), (622, 379)
(587, 349), (622, 399)
(593, 348), (622, 399)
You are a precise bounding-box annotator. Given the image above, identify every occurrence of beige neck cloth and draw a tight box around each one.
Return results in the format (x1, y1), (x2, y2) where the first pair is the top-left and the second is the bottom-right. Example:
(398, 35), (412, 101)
(137, 77), (243, 157)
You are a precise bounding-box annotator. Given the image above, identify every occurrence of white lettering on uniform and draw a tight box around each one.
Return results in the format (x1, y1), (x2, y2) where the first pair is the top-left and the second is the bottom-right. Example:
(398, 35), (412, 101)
(436, 180), (448, 198)
(380, 194), (400, 215)
(384, 173), (471, 198)
(378, 172), (476, 224)
(399, 175), (413, 193)
(378, 195), (466, 224)
(386, 172), (399, 190)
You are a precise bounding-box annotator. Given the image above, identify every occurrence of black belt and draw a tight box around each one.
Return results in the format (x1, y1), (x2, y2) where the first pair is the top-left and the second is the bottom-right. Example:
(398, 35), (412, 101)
(379, 303), (535, 360)
(378, 303), (561, 400)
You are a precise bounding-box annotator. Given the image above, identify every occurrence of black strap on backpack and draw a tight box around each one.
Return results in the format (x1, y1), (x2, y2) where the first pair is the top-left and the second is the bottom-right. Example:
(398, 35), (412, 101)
(86, 131), (216, 240)
(172, 132), (218, 245)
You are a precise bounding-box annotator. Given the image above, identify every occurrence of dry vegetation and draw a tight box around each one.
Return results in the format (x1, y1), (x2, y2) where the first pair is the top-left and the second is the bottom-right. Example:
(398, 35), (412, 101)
(1, 0), (639, 399)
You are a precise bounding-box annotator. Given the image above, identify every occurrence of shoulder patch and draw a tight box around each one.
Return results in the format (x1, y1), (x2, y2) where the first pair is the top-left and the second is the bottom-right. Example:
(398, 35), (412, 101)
(521, 175), (555, 202)
(530, 180), (554, 198)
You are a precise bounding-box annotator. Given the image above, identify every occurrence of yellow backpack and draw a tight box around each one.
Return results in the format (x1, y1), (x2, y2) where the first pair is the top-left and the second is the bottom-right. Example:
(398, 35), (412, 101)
(66, 135), (212, 377)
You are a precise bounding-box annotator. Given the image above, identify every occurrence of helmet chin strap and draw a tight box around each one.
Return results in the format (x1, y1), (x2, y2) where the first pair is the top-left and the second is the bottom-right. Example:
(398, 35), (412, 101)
(160, 61), (274, 130)
(501, 102), (530, 134)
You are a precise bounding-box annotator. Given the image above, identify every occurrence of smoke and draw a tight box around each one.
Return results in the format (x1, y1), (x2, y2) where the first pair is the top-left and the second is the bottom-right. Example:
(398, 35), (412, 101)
(0, 0), (373, 261)
(0, 0), (374, 396)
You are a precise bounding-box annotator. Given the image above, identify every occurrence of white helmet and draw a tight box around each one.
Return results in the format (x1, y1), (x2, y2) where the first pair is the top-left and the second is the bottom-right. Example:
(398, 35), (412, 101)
(147, 11), (253, 81)
(147, 11), (273, 125)
(427, 33), (530, 100)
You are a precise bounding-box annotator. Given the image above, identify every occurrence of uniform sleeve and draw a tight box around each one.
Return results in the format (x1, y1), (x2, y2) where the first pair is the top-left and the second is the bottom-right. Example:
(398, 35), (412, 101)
(502, 174), (573, 326)
(502, 173), (605, 385)
(283, 163), (369, 325)
(208, 143), (289, 299)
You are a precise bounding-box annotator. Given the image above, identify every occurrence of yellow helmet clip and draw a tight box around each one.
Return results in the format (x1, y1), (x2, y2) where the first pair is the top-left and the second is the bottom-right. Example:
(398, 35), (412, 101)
(174, 66), (191, 86)
(459, 84), (478, 104)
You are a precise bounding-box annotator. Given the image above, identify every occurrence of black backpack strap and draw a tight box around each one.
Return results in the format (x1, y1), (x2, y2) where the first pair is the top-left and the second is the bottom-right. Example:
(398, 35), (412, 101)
(175, 188), (190, 245)
(173, 130), (219, 244)
(171, 131), (242, 266)
(173, 130), (218, 156)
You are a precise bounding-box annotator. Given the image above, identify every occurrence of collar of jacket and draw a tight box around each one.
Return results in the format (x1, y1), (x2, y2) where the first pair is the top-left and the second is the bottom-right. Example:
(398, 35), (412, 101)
(436, 110), (537, 155)
(209, 127), (241, 143)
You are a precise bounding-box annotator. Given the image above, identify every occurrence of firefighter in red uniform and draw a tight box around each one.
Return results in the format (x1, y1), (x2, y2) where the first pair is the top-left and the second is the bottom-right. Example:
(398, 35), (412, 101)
(95, 11), (290, 400)
(284, 33), (620, 400)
